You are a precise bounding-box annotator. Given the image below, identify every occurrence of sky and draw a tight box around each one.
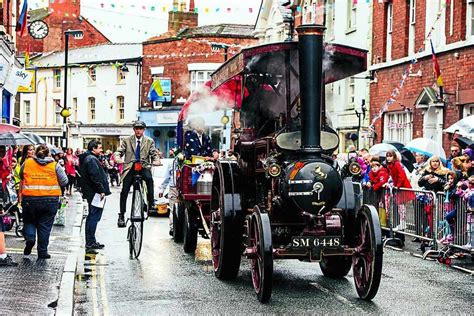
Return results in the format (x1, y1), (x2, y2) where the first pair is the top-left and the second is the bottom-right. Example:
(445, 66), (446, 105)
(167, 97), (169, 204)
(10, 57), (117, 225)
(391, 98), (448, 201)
(29, 0), (263, 42)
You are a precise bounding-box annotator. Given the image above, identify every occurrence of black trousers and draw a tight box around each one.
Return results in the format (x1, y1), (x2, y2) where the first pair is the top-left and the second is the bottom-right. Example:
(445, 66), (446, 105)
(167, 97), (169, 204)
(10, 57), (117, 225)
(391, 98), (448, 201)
(119, 168), (154, 215)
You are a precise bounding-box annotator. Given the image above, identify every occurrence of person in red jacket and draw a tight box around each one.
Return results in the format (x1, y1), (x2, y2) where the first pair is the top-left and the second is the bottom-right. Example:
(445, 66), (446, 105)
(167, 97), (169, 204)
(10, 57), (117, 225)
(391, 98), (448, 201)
(368, 159), (389, 192)
(385, 150), (415, 231)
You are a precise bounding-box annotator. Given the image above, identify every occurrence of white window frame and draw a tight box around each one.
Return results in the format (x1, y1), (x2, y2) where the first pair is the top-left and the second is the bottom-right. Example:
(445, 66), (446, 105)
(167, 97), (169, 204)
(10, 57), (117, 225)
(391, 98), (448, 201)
(89, 97), (96, 121)
(468, 0), (474, 37)
(189, 70), (213, 92)
(384, 111), (413, 144)
(325, 0), (335, 41)
(408, 0), (416, 55)
(117, 68), (126, 83)
(347, 77), (355, 110)
(54, 99), (62, 125)
(117, 96), (125, 120)
(88, 67), (97, 85)
(464, 103), (474, 116)
(72, 97), (78, 122)
(24, 100), (31, 124)
(53, 69), (61, 89)
(386, 3), (393, 61)
(346, 0), (357, 33)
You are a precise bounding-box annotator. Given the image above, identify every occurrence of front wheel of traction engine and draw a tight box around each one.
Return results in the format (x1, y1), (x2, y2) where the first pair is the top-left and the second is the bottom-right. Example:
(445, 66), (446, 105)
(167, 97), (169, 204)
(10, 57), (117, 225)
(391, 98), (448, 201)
(182, 207), (198, 253)
(319, 256), (352, 278)
(248, 209), (273, 303)
(352, 205), (383, 300)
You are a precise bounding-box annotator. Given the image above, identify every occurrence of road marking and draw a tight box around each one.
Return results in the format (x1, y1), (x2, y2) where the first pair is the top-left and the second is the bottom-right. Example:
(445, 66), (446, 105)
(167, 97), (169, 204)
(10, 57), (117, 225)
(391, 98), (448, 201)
(98, 256), (110, 316)
(309, 282), (365, 313)
(7, 247), (69, 256)
(90, 255), (100, 316)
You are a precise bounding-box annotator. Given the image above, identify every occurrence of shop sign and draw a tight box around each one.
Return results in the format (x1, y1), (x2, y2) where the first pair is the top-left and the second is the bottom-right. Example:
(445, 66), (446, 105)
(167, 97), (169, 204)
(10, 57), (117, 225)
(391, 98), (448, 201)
(156, 112), (179, 124)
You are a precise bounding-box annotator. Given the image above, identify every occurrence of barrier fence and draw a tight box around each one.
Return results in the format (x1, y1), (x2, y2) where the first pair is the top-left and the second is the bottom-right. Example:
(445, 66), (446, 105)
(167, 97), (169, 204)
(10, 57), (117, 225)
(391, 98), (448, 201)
(362, 186), (473, 257)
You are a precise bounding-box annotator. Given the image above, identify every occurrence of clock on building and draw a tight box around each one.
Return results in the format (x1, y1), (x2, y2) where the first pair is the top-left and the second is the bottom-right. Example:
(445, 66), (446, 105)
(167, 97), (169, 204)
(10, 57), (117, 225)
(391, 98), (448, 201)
(28, 20), (49, 40)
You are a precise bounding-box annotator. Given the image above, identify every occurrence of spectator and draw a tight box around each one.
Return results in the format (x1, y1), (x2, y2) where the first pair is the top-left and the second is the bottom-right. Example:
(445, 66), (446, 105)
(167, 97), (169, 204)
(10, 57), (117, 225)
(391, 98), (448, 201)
(385, 149), (414, 231)
(184, 117), (212, 160)
(451, 156), (468, 180)
(79, 140), (111, 251)
(447, 141), (462, 169)
(20, 145), (68, 259)
(64, 148), (77, 195)
(462, 148), (474, 177)
(418, 155), (448, 193)
(0, 209), (18, 266)
(14, 145), (35, 190)
(108, 160), (120, 187)
(438, 171), (458, 244)
(159, 160), (178, 236)
(410, 152), (427, 189)
(367, 158), (389, 204)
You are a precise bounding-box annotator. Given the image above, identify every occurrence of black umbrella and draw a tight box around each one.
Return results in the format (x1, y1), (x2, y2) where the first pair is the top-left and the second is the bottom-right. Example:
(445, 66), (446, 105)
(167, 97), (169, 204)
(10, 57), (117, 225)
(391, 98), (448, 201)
(0, 132), (35, 146)
(400, 149), (416, 172)
(383, 140), (405, 152)
(453, 136), (473, 149)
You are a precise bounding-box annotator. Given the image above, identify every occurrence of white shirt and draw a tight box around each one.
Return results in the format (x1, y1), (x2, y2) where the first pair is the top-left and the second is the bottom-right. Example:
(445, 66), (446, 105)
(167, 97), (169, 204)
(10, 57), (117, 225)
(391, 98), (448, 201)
(196, 133), (203, 145)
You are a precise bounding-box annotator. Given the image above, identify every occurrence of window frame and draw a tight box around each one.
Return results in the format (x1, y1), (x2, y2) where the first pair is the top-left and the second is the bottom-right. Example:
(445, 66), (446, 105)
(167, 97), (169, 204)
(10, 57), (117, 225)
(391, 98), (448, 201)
(117, 96), (125, 120)
(72, 97), (78, 122)
(346, 0), (357, 33)
(89, 97), (96, 121)
(117, 68), (126, 83)
(410, 0), (416, 25)
(189, 70), (213, 92)
(88, 67), (97, 85)
(24, 100), (31, 124)
(347, 77), (355, 110)
(383, 111), (413, 144)
(54, 99), (62, 125)
(53, 69), (61, 89)
(469, 0), (474, 37)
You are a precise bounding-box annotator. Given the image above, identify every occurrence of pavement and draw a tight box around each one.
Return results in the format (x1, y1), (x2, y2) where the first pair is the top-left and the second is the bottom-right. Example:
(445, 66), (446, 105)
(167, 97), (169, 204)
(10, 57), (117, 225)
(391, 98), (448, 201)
(73, 189), (473, 315)
(0, 192), (84, 315)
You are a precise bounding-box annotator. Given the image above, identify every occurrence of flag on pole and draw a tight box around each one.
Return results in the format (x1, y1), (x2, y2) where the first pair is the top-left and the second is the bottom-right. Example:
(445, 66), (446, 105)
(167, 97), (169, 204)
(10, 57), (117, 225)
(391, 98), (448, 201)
(430, 39), (444, 100)
(147, 79), (164, 101)
(24, 44), (30, 68)
(16, 0), (28, 37)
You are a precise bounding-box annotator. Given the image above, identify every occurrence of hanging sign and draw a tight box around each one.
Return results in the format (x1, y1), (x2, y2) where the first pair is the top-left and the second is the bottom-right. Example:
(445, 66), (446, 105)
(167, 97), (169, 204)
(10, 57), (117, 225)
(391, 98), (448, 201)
(0, 62), (10, 84)
(3, 67), (34, 95)
(154, 78), (172, 102)
(18, 69), (37, 93)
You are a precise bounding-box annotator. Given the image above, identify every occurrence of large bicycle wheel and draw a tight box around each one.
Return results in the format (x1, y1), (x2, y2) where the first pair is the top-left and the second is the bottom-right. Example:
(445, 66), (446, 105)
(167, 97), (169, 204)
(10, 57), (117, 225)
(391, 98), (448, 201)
(130, 183), (144, 259)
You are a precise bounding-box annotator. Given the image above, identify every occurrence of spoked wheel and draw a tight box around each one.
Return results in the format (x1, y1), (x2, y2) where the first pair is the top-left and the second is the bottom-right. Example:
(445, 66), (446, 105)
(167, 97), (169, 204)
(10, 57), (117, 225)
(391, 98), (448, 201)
(130, 184), (144, 259)
(352, 205), (383, 300)
(183, 207), (198, 253)
(319, 256), (352, 278)
(172, 203), (184, 243)
(248, 208), (273, 303)
(210, 161), (243, 280)
(15, 224), (24, 238)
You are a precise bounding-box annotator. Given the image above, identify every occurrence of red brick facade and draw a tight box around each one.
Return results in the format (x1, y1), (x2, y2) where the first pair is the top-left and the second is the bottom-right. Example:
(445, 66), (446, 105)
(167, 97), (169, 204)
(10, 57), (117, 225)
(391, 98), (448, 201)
(142, 36), (257, 108)
(16, 0), (110, 55)
(370, 0), (474, 152)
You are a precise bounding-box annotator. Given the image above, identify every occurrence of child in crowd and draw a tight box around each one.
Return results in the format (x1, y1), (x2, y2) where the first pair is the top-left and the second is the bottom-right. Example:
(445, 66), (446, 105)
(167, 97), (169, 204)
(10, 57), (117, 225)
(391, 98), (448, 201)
(108, 160), (120, 187)
(438, 171), (458, 244)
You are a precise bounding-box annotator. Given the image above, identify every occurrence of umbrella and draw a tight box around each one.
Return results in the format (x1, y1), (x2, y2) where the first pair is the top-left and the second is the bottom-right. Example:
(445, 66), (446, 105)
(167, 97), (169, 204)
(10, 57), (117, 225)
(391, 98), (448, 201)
(404, 137), (447, 163)
(22, 132), (46, 145)
(400, 149), (416, 172)
(444, 115), (474, 139)
(453, 136), (473, 149)
(368, 143), (398, 157)
(383, 140), (405, 152)
(0, 132), (35, 146)
(0, 123), (21, 134)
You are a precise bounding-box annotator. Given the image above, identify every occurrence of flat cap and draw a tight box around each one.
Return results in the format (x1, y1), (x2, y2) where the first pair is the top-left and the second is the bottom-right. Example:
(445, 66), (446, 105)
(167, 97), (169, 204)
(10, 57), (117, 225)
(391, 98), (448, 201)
(133, 121), (147, 128)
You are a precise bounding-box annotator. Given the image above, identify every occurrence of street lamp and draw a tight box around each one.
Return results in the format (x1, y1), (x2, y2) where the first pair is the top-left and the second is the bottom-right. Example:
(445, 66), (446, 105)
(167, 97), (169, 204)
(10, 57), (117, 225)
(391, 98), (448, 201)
(61, 29), (83, 149)
(355, 99), (367, 150)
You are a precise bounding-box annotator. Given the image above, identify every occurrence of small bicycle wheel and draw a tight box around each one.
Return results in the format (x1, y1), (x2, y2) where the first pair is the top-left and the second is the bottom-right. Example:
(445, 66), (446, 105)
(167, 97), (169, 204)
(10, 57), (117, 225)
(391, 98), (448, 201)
(130, 183), (144, 259)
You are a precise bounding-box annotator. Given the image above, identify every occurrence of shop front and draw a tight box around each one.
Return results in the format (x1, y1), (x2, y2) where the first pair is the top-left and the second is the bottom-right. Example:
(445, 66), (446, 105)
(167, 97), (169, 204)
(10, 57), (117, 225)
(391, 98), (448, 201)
(69, 124), (133, 151)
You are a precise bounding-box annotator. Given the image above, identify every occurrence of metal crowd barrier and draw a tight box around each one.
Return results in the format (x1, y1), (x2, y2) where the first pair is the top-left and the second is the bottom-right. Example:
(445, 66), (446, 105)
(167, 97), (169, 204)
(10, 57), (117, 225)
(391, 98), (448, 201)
(362, 186), (473, 257)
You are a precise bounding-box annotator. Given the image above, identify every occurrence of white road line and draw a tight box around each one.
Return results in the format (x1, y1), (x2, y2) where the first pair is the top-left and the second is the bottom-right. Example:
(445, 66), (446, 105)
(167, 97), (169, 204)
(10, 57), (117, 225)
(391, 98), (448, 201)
(310, 282), (365, 313)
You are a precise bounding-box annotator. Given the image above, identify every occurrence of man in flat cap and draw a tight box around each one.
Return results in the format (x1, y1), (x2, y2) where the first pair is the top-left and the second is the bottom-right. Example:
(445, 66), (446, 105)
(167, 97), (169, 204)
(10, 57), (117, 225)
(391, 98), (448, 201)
(115, 121), (161, 228)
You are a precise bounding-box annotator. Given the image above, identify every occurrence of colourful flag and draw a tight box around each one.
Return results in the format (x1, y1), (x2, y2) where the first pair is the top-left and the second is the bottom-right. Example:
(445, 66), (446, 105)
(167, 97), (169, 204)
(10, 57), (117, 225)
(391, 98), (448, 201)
(16, 0), (28, 37)
(147, 79), (164, 101)
(25, 44), (30, 68)
(430, 40), (444, 98)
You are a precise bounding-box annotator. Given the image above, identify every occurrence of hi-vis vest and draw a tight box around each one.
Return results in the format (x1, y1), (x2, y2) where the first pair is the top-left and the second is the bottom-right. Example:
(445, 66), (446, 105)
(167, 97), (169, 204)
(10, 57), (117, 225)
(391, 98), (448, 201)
(22, 158), (61, 197)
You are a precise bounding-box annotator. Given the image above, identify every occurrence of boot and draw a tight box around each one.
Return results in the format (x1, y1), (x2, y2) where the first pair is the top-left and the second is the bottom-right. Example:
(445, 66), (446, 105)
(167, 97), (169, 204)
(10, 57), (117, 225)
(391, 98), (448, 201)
(117, 213), (126, 228)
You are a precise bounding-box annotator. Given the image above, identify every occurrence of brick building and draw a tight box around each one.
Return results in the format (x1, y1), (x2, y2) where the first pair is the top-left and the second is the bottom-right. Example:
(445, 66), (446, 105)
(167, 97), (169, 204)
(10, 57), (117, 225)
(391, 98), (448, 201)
(369, 0), (474, 152)
(16, 0), (110, 55)
(139, 0), (257, 154)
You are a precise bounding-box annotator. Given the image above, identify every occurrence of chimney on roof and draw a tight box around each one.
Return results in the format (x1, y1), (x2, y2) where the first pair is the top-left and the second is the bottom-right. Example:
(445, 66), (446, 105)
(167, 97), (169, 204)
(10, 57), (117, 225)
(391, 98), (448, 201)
(168, 0), (198, 34)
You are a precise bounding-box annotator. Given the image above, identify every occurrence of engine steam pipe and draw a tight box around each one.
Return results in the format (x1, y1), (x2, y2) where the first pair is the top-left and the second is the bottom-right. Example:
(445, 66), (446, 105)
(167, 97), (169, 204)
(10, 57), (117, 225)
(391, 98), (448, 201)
(296, 24), (325, 151)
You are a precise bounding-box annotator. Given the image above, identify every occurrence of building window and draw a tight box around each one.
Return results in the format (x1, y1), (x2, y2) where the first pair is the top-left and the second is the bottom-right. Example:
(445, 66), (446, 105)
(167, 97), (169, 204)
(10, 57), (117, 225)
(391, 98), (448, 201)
(347, 77), (355, 109)
(384, 111), (413, 144)
(54, 99), (62, 125)
(54, 69), (61, 89)
(72, 97), (78, 122)
(408, 0), (416, 55)
(117, 68), (126, 83)
(24, 100), (31, 124)
(89, 97), (96, 121)
(88, 67), (96, 84)
(190, 70), (213, 92)
(326, 0), (335, 40)
(410, 0), (416, 24)
(386, 3), (393, 61)
(464, 104), (474, 116)
(469, 0), (474, 37)
(117, 96), (125, 120)
(346, 0), (357, 31)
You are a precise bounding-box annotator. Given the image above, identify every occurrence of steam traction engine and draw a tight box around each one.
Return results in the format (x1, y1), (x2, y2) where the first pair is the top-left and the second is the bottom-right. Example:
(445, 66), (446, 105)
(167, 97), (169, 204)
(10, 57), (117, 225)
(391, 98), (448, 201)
(209, 24), (383, 303)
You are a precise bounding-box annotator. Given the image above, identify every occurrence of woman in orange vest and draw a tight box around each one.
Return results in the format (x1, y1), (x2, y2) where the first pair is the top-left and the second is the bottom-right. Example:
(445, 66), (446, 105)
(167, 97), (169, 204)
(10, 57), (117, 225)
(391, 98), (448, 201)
(19, 144), (68, 260)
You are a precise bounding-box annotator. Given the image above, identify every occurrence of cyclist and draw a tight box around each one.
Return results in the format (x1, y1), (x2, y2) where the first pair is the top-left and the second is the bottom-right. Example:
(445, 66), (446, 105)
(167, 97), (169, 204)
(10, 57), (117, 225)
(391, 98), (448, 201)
(115, 121), (161, 228)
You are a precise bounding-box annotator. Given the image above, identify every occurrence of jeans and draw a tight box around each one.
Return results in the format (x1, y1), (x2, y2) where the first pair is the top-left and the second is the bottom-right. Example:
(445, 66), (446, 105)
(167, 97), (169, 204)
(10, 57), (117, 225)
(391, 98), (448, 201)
(22, 197), (59, 256)
(120, 168), (154, 215)
(85, 204), (103, 245)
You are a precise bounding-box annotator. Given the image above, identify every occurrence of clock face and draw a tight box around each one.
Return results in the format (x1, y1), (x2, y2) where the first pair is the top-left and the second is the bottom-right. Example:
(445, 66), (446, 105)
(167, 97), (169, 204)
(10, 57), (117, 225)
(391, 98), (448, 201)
(28, 20), (49, 40)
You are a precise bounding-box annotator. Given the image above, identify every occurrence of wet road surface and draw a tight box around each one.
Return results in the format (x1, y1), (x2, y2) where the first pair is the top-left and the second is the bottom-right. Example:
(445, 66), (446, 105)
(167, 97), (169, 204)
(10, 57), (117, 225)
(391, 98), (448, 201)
(74, 189), (472, 314)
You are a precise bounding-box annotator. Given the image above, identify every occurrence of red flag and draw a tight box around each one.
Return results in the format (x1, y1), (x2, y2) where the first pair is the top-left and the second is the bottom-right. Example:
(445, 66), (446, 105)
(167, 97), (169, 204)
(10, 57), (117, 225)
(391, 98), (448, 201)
(430, 40), (443, 99)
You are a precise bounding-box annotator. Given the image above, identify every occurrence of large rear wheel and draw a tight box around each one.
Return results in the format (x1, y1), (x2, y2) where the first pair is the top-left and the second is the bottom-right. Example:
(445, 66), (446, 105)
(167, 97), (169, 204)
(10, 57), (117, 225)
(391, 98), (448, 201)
(172, 203), (184, 242)
(248, 209), (273, 303)
(210, 161), (243, 280)
(352, 205), (383, 300)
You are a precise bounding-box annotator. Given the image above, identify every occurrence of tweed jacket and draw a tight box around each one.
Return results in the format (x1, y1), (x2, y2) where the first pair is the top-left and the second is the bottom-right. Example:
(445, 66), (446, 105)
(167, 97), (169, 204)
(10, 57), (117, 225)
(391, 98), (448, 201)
(115, 134), (161, 179)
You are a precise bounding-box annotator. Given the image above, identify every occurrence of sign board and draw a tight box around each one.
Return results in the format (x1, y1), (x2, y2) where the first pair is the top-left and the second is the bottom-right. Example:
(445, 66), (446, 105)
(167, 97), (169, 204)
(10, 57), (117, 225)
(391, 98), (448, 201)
(154, 78), (172, 103)
(3, 67), (34, 95)
(156, 111), (179, 125)
(18, 69), (36, 93)
(0, 62), (10, 84)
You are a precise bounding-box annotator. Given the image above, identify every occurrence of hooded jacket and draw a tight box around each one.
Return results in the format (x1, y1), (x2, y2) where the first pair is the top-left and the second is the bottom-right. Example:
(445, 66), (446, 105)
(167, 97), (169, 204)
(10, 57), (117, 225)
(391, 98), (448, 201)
(79, 151), (111, 204)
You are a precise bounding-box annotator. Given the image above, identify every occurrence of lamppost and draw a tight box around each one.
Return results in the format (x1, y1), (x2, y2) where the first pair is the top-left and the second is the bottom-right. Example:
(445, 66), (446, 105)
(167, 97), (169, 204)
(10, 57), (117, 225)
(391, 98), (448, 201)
(211, 43), (230, 149)
(355, 99), (367, 150)
(61, 29), (83, 149)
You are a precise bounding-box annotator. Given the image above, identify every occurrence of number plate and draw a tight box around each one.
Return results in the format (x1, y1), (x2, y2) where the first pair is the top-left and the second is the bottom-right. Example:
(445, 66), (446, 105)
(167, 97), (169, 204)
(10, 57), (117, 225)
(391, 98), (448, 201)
(291, 236), (341, 249)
